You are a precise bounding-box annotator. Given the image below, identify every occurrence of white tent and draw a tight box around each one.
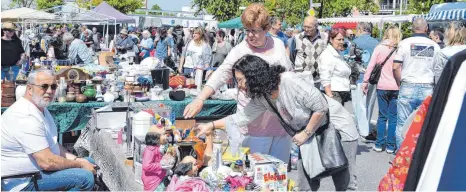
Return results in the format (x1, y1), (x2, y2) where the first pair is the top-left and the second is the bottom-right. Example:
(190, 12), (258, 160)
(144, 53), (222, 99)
(1, 7), (55, 22)
(318, 14), (417, 24)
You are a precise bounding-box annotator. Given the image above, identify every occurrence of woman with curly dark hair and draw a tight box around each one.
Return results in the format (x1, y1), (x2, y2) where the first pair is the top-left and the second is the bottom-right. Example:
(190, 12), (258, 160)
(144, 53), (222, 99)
(196, 55), (359, 191)
(187, 3), (293, 164)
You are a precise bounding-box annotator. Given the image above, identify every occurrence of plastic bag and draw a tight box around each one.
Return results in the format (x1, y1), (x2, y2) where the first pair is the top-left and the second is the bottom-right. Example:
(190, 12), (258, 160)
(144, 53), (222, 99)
(351, 83), (376, 136)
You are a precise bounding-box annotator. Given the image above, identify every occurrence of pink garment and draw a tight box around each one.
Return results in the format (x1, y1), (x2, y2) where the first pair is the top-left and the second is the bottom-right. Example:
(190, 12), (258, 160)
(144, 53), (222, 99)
(225, 176), (253, 189)
(237, 91), (286, 137)
(166, 176), (210, 192)
(363, 40), (400, 90)
(142, 145), (167, 191)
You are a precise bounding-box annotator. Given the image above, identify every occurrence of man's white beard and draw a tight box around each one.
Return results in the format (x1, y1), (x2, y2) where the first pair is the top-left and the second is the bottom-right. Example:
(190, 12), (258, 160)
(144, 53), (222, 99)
(32, 93), (56, 109)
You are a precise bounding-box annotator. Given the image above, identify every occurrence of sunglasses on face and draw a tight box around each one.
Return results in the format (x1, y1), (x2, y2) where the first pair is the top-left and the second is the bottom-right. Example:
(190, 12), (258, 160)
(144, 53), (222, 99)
(30, 84), (58, 91)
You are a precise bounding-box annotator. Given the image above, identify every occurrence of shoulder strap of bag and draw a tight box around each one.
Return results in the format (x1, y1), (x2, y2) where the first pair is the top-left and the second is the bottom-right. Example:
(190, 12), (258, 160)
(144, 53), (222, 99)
(263, 94), (298, 137)
(380, 46), (398, 67)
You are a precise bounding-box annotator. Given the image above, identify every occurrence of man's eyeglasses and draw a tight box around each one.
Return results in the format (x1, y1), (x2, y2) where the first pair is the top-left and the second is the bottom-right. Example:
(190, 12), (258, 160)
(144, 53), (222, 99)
(29, 84), (58, 91)
(303, 25), (317, 30)
(244, 28), (264, 35)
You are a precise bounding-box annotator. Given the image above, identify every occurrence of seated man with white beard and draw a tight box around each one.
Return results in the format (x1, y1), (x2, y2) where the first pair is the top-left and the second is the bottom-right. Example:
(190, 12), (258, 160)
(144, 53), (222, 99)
(1, 69), (96, 191)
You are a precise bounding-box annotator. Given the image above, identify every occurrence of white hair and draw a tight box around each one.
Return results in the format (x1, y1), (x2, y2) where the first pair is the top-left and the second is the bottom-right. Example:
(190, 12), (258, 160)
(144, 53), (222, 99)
(62, 32), (74, 44)
(27, 69), (56, 108)
(413, 18), (428, 32)
(27, 69), (55, 85)
(142, 30), (151, 38)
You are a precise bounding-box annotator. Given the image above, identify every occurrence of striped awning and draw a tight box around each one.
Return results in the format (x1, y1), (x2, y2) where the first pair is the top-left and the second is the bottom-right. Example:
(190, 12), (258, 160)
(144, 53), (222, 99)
(419, 9), (466, 21)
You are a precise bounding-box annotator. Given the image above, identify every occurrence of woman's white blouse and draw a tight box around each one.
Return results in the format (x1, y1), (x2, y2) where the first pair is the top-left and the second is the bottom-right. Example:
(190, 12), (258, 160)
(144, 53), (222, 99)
(318, 45), (351, 92)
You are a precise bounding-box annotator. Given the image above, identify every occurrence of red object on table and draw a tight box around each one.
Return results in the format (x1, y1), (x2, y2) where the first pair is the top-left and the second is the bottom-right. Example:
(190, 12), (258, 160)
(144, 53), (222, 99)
(169, 75), (186, 89)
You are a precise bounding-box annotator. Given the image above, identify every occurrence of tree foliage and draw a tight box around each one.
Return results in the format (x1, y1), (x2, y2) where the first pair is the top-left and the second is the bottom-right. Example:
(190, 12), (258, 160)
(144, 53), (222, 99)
(192, 0), (260, 22)
(406, 0), (444, 14)
(9, 0), (35, 8)
(37, 0), (64, 10)
(76, 0), (143, 14)
(193, 0), (379, 26)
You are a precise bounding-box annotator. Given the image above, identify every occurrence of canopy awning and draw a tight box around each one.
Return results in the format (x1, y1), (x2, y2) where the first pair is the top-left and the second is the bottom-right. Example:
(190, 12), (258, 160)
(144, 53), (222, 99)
(92, 1), (135, 23)
(217, 17), (242, 29)
(332, 22), (357, 29)
(1, 7), (55, 22)
(318, 15), (417, 24)
(415, 2), (466, 22)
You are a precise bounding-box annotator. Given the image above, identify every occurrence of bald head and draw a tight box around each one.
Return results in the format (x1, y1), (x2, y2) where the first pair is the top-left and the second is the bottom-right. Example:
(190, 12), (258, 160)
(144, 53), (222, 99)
(413, 18), (428, 34)
(304, 16), (318, 26)
(303, 16), (318, 37)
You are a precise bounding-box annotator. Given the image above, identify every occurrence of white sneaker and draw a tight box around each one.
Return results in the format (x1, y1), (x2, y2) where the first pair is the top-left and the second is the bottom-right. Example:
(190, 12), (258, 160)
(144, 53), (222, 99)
(372, 146), (383, 152)
(386, 149), (394, 154)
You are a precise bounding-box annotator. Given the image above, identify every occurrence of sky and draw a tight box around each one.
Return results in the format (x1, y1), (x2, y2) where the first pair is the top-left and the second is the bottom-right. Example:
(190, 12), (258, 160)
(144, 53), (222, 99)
(147, 0), (193, 11)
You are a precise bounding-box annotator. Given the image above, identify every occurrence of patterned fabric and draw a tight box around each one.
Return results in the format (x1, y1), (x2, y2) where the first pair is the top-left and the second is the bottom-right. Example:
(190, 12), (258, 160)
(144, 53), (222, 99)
(68, 39), (93, 64)
(378, 95), (432, 191)
(1, 99), (237, 133)
(293, 31), (327, 80)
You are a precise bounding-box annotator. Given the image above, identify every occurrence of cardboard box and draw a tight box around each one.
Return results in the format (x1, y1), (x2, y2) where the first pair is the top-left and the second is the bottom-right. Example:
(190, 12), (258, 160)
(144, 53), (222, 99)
(99, 51), (114, 66)
(250, 153), (288, 191)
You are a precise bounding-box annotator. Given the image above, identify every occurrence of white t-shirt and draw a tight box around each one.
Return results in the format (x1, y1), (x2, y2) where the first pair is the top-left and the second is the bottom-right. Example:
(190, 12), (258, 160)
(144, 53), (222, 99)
(394, 34), (441, 84)
(1, 98), (60, 190)
(183, 42), (204, 69)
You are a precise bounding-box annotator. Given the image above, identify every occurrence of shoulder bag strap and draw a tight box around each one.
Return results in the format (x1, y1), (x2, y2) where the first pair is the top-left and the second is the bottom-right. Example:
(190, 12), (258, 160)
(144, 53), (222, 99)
(380, 46), (398, 67)
(263, 94), (298, 137)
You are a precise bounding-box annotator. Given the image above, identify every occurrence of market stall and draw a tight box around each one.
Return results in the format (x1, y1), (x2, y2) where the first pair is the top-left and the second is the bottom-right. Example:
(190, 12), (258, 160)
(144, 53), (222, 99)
(72, 103), (289, 191)
(414, 2), (466, 27)
(217, 17), (243, 29)
(18, 5), (117, 49)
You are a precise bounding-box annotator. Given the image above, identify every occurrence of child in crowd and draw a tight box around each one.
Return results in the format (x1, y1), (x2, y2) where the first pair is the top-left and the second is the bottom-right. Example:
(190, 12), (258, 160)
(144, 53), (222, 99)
(142, 130), (169, 191)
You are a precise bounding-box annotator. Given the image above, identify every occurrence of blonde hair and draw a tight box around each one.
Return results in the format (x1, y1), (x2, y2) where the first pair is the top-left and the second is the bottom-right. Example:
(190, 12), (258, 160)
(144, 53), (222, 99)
(241, 3), (270, 30)
(445, 22), (466, 46)
(192, 27), (205, 46)
(382, 26), (402, 47)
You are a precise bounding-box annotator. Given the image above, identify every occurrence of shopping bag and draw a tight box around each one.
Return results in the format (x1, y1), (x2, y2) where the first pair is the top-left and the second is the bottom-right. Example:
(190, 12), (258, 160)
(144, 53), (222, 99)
(351, 83), (371, 136)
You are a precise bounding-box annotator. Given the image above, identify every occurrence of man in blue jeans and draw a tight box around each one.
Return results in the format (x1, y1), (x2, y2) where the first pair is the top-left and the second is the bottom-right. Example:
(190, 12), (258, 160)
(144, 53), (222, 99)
(393, 18), (441, 151)
(1, 69), (96, 191)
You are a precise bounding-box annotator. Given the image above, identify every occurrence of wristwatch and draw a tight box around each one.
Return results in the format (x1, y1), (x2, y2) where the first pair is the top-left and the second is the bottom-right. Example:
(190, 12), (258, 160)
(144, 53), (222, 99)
(303, 129), (313, 136)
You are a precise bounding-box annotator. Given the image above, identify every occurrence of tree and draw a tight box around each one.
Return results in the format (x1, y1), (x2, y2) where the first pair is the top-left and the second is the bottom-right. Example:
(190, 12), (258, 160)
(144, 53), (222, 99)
(76, 0), (143, 14)
(192, 0), (258, 22)
(149, 4), (162, 15)
(315, 0), (379, 18)
(9, 0), (35, 8)
(406, 0), (444, 14)
(37, 0), (64, 10)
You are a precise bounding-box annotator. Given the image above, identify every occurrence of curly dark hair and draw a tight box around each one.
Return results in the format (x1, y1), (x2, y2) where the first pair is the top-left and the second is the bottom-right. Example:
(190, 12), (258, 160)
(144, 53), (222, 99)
(232, 55), (286, 99)
(145, 132), (161, 146)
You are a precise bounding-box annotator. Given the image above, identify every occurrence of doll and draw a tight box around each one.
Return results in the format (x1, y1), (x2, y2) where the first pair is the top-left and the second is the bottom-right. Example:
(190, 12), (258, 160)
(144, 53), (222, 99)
(166, 156), (210, 192)
(142, 131), (170, 191)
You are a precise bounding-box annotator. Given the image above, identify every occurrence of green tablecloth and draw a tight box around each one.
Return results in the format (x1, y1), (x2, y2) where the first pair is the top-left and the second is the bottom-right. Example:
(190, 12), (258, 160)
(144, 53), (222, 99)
(1, 99), (236, 133)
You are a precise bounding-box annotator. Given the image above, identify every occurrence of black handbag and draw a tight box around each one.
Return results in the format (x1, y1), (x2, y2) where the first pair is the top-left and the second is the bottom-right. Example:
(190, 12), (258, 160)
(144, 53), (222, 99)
(263, 94), (348, 178)
(368, 47), (397, 85)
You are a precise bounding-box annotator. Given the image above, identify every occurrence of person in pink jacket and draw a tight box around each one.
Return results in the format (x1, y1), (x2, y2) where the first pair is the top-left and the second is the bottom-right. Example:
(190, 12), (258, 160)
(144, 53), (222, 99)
(362, 26), (402, 154)
(142, 131), (169, 191)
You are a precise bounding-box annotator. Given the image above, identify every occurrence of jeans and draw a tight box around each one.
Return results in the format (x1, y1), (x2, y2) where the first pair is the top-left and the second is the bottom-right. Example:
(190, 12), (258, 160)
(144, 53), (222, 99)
(21, 157), (96, 191)
(375, 90), (398, 151)
(243, 135), (292, 163)
(1, 65), (20, 81)
(396, 83), (433, 150)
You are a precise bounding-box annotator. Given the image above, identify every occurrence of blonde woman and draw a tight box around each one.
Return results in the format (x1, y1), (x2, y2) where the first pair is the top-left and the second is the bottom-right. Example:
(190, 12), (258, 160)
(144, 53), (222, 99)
(362, 26), (402, 153)
(178, 27), (212, 76)
(435, 22), (466, 83)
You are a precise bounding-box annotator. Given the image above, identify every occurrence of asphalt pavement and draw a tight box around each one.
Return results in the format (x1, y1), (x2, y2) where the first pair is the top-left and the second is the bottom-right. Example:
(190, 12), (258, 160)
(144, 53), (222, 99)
(287, 99), (395, 191)
(288, 139), (395, 191)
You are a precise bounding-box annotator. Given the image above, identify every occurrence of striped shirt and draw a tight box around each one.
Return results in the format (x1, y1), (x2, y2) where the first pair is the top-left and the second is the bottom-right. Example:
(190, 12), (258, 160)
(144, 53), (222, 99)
(68, 39), (93, 64)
